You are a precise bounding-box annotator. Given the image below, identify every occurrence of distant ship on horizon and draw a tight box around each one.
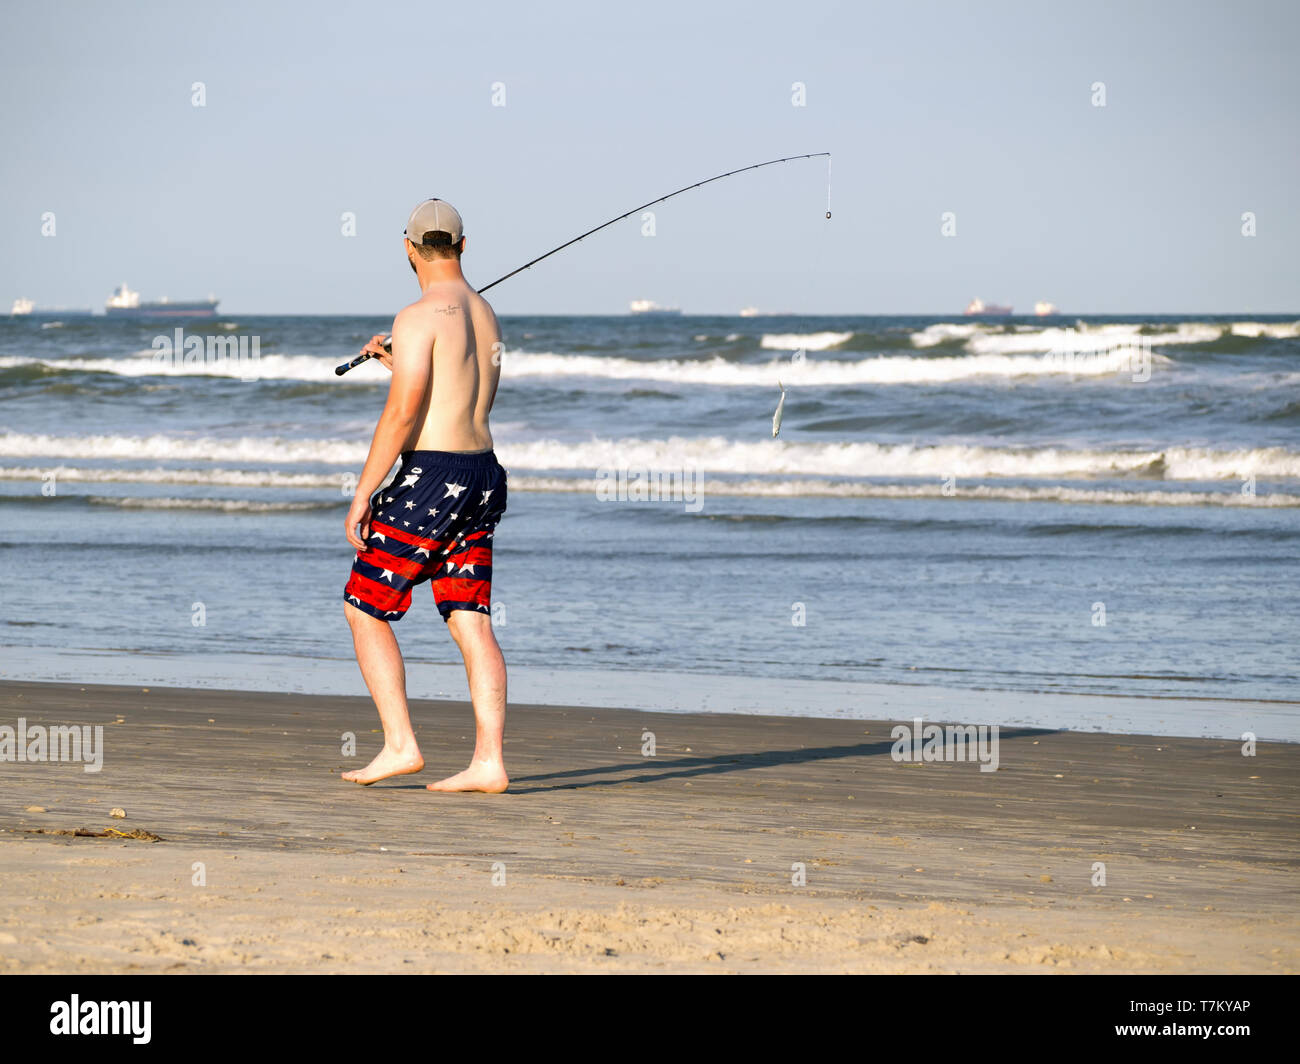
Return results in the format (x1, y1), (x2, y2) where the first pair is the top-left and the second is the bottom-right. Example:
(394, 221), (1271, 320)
(105, 282), (219, 318)
(1034, 300), (1059, 316)
(628, 299), (681, 316)
(10, 297), (93, 319)
(964, 298), (1013, 317)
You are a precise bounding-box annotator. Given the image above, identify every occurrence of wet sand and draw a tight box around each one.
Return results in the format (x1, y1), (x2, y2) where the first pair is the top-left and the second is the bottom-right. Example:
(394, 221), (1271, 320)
(1, 679), (1296, 973)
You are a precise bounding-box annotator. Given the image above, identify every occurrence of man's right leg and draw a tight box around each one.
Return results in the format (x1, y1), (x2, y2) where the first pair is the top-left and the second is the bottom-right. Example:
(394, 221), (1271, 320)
(427, 610), (508, 793)
(341, 602), (425, 785)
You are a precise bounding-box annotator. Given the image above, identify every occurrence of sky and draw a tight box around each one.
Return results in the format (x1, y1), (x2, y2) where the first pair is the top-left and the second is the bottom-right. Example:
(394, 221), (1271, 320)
(1, 0), (1297, 315)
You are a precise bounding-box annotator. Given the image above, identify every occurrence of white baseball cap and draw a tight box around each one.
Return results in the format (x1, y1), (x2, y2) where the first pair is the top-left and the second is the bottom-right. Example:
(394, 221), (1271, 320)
(404, 198), (464, 245)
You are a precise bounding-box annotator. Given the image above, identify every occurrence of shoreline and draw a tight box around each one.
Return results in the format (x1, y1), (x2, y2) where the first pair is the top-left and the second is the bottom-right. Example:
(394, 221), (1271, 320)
(2, 653), (1296, 743)
(1, 679), (1296, 973)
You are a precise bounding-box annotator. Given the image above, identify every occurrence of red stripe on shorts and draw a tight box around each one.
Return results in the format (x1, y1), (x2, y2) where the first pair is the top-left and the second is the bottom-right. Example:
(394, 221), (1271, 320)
(346, 570), (413, 613)
(432, 576), (491, 608)
(445, 544), (493, 567)
(356, 545), (426, 580)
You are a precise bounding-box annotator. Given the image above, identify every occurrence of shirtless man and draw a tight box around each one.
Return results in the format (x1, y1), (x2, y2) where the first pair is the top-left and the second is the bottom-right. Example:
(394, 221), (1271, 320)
(341, 198), (509, 793)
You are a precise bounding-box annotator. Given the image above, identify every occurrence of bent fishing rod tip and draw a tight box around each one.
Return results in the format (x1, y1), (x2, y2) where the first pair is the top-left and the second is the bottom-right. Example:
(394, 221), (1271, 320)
(337, 153), (831, 376)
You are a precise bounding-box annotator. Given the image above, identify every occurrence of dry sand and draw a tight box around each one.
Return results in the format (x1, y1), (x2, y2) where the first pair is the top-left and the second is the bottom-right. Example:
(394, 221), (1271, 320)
(0, 680), (1296, 973)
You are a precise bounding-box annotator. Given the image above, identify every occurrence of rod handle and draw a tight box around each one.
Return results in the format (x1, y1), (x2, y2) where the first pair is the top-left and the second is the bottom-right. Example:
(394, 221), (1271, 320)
(335, 335), (391, 376)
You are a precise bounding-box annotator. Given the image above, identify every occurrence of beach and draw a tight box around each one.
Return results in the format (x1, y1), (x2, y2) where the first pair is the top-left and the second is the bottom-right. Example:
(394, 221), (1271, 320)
(2, 679), (1295, 974)
(3, 0), (1298, 998)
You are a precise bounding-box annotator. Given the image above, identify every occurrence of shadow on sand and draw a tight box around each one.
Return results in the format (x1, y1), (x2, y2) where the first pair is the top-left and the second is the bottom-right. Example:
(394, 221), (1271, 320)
(497, 726), (1054, 794)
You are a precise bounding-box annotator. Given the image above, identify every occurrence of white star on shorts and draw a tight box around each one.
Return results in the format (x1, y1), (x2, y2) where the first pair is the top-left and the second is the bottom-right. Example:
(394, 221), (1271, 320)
(380, 569), (395, 582)
(481, 489), (493, 503)
(400, 473), (421, 488)
(415, 546), (431, 558)
(444, 482), (466, 499)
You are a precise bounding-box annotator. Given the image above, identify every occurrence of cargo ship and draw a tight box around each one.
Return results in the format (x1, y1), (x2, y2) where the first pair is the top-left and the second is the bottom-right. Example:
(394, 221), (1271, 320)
(105, 283), (219, 318)
(10, 297), (93, 319)
(964, 298), (1013, 317)
(628, 299), (681, 316)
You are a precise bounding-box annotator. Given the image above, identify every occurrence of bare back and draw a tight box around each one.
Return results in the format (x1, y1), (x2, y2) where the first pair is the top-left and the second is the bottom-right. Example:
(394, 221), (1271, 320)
(396, 279), (501, 452)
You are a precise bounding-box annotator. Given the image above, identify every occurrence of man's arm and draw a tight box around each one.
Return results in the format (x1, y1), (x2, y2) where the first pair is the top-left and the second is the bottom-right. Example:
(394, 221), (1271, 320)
(345, 310), (432, 551)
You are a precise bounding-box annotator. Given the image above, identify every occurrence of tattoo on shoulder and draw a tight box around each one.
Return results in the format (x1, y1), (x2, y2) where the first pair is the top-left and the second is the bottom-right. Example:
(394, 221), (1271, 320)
(433, 303), (460, 315)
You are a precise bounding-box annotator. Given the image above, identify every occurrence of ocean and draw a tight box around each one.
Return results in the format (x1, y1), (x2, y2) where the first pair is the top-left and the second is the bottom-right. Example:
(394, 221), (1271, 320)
(1, 313), (1297, 738)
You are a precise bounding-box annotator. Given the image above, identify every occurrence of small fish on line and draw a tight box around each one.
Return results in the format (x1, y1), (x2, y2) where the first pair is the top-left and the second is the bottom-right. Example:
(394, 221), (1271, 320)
(772, 381), (787, 437)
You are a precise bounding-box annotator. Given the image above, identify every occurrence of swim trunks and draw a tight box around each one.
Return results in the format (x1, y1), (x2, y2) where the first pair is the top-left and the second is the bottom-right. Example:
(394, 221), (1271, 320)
(344, 449), (507, 623)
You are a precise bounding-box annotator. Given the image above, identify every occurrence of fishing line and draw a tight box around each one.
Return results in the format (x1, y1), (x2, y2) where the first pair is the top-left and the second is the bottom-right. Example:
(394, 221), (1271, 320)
(336, 152), (831, 375)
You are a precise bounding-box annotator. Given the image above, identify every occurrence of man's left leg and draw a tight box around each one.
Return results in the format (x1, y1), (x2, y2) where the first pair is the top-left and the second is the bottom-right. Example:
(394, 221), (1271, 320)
(341, 602), (425, 784)
(426, 609), (508, 793)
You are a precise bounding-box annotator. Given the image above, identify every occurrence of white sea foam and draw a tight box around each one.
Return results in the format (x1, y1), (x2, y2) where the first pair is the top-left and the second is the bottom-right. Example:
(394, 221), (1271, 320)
(0, 352), (391, 383)
(502, 348), (1160, 384)
(912, 320), (1292, 357)
(1229, 321), (1300, 339)
(88, 496), (333, 512)
(965, 325), (1144, 355)
(910, 323), (989, 347)
(3, 320), (1290, 391)
(4, 433), (1298, 480)
(0, 432), (367, 465)
(0, 342), (1170, 387)
(499, 437), (1300, 480)
(508, 476), (1300, 507)
(0, 465), (345, 487)
(759, 331), (853, 351)
(5, 466), (1291, 508)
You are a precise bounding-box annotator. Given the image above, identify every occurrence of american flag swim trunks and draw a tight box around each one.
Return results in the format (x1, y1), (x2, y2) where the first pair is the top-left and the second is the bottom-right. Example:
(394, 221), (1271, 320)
(344, 449), (507, 623)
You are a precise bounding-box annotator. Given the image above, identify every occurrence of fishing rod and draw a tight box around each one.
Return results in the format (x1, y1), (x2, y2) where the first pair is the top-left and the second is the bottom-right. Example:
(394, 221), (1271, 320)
(335, 151), (831, 376)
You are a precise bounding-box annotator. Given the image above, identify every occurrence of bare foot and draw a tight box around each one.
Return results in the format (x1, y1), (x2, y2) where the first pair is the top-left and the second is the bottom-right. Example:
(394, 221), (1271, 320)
(426, 761), (509, 793)
(341, 745), (424, 785)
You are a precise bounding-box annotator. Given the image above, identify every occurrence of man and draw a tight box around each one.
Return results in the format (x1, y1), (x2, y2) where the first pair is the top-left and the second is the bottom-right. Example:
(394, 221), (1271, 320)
(341, 198), (509, 793)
